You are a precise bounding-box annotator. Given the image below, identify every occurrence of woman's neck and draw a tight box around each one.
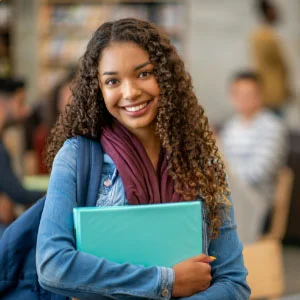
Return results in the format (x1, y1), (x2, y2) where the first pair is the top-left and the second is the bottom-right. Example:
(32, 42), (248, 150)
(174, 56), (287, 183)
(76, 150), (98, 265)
(130, 126), (161, 171)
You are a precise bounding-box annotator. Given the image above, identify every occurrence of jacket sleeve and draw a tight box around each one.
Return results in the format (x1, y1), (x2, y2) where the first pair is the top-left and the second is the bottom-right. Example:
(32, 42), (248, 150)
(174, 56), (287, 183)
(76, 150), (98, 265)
(36, 138), (174, 300)
(178, 194), (251, 300)
(0, 144), (44, 204)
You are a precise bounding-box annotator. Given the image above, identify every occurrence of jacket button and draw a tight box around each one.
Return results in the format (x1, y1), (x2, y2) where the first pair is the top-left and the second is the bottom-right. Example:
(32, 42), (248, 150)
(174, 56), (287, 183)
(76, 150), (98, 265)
(162, 289), (169, 297)
(103, 179), (112, 187)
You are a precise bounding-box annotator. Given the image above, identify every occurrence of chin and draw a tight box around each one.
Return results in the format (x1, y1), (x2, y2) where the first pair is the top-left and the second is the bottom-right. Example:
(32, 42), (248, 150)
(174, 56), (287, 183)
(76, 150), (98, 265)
(122, 118), (156, 131)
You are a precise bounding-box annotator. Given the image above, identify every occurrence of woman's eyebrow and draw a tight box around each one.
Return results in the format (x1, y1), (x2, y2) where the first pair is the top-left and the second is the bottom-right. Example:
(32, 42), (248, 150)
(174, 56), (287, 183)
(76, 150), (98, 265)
(134, 61), (152, 71)
(102, 61), (152, 76)
(102, 71), (118, 76)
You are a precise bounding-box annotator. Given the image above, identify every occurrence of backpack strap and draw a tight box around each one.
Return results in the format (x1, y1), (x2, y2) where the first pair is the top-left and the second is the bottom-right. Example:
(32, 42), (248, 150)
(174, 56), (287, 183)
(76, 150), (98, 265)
(76, 136), (103, 207)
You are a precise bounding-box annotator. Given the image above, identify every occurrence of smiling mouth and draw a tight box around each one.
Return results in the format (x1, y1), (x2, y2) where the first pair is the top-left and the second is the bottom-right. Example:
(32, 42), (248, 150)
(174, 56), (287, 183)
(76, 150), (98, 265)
(122, 101), (149, 112)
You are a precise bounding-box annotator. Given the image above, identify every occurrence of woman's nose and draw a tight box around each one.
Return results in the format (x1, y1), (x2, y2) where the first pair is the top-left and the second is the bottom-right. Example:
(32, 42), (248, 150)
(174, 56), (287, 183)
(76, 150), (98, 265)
(122, 80), (142, 101)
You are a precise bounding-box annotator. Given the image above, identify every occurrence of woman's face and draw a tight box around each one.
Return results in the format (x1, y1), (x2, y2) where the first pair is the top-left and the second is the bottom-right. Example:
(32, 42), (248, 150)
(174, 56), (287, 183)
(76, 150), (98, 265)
(98, 41), (160, 134)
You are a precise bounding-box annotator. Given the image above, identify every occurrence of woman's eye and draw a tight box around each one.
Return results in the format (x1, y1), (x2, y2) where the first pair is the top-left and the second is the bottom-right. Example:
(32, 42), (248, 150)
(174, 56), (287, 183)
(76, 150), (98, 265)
(139, 71), (152, 78)
(105, 78), (119, 86)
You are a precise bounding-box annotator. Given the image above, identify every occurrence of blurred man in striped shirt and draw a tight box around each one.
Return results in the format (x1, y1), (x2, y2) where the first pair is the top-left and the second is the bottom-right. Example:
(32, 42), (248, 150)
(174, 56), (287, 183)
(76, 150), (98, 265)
(219, 70), (287, 244)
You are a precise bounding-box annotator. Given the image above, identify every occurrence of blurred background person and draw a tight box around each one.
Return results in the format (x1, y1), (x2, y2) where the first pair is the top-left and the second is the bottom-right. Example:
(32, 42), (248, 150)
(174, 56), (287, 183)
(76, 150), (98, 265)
(0, 78), (44, 237)
(249, 0), (291, 115)
(30, 70), (74, 174)
(23, 100), (44, 175)
(217, 70), (288, 244)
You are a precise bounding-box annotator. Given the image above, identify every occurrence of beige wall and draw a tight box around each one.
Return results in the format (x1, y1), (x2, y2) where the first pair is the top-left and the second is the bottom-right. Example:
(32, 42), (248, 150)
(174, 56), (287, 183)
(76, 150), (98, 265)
(11, 0), (39, 103)
(185, 0), (300, 125)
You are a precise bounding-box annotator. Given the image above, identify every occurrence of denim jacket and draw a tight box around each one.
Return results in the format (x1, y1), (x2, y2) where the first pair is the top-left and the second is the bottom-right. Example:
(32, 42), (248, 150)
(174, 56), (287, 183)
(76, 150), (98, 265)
(36, 138), (250, 300)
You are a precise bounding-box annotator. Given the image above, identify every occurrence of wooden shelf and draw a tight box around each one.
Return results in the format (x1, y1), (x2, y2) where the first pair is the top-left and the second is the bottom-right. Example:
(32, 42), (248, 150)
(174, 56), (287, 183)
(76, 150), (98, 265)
(45, 0), (180, 4)
(40, 26), (94, 38)
(41, 60), (77, 68)
(38, 0), (186, 93)
(40, 25), (181, 39)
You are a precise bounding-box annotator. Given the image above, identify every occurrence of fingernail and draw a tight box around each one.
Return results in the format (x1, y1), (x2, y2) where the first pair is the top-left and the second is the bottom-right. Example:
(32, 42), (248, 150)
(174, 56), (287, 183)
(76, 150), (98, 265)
(209, 256), (216, 261)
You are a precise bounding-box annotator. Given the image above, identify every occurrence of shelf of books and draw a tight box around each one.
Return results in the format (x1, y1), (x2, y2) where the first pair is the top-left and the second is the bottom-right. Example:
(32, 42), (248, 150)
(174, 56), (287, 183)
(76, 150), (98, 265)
(38, 0), (186, 94)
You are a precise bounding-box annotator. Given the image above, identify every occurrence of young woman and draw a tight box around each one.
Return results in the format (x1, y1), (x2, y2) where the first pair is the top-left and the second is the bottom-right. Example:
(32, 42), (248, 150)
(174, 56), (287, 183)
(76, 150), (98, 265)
(36, 18), (250, 299)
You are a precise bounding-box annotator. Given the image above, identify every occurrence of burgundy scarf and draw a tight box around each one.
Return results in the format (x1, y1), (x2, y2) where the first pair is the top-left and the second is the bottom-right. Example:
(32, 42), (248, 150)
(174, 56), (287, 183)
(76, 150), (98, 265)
(100, 121), (183, 205)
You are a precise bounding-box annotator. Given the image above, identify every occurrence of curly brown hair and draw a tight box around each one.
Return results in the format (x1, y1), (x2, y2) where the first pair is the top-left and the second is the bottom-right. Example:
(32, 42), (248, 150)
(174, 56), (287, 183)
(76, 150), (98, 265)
(46, 18), (230, 238)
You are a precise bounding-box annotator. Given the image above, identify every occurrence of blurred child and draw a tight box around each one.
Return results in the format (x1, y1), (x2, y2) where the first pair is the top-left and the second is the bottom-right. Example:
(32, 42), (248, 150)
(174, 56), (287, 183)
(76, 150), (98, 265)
(219, 70), (287, 243)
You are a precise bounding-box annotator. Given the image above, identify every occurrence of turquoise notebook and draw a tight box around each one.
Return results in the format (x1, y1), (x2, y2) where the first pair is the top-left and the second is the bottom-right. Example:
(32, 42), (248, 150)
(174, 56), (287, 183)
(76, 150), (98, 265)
(73, 201), (202, 268)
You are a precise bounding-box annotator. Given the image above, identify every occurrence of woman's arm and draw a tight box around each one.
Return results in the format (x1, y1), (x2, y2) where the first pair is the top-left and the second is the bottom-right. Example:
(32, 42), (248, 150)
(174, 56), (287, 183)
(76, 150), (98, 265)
(178, 194), (251, 300)
(36, 138), (174, 300)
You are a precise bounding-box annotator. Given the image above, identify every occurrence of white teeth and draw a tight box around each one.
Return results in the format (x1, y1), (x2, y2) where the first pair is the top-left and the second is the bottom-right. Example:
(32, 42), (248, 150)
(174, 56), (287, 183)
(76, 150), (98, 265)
(124, 102), (148, 112)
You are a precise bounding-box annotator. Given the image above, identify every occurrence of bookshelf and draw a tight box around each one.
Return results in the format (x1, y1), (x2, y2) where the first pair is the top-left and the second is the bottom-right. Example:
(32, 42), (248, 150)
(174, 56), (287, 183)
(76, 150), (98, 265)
(38, 0), (186, 94)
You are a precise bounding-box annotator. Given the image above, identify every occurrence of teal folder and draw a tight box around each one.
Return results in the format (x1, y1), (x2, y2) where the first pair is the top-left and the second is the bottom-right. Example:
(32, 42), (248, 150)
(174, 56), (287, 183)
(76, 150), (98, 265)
(73, 201), (202, 268)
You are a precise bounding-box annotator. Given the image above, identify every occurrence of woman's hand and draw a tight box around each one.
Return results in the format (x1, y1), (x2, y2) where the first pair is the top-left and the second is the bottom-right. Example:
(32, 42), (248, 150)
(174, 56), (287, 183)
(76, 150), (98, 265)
(172, 254), (214, 297)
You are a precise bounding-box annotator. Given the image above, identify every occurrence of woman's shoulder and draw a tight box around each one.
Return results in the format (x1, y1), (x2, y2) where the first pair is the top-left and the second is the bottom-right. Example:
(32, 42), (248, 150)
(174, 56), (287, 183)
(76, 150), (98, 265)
(58, 136), (80, 155)
(54, 137), (115, 169)
(53, 137), (80, 169)
(64, 136), (80, 149)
